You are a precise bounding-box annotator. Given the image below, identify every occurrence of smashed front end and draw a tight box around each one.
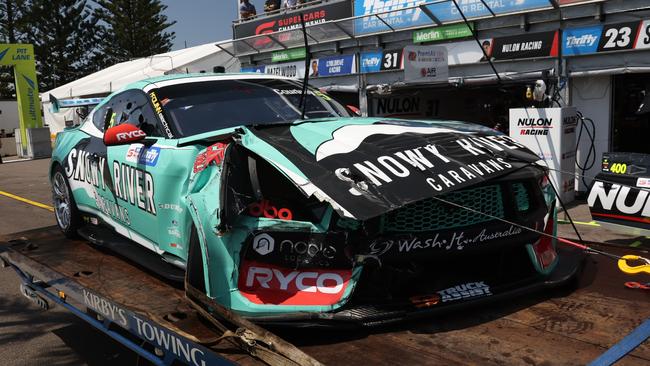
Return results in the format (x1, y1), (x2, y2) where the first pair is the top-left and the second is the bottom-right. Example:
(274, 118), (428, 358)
(189, 120), (584, 326)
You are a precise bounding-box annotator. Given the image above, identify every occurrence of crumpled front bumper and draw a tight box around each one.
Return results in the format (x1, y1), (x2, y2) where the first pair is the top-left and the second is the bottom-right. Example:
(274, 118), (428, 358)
(245, 246), (586, 328)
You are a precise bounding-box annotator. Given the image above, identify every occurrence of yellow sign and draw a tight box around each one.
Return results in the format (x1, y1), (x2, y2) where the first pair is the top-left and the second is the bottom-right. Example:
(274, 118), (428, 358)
(0, 44), (43, 149)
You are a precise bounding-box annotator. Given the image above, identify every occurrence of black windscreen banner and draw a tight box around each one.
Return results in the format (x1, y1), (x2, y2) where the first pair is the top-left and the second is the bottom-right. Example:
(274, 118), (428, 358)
(250, 121), (540, 220)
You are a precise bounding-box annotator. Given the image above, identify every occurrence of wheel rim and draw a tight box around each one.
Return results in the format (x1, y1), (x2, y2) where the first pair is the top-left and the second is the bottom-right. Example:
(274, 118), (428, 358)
(52, 172), (72, 229)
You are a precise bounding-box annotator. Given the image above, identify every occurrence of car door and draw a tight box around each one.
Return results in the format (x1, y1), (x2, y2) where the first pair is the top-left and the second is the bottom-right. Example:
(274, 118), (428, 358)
(104, 89), (167, 251)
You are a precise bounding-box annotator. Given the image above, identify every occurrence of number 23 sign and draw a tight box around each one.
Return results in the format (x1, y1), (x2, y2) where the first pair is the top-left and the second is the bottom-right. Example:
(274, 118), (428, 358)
(597, 20), (650, 51)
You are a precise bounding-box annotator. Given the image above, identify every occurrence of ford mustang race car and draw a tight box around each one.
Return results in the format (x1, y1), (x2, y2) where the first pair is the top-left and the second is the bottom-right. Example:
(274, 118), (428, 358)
(50, 73), (583, 326)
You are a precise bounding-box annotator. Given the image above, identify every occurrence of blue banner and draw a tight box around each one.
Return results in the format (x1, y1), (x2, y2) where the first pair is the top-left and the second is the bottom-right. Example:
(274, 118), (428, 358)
(562, 25), (603, 56)
(354, 0), (552, 35)
(360, 51), (383, 73)
(240, 65), (266, 73)
(318, 54), (355, 76)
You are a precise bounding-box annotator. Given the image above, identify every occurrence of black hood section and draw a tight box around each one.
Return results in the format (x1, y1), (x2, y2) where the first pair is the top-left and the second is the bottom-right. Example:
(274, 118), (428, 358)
(249, 122), (541, 221)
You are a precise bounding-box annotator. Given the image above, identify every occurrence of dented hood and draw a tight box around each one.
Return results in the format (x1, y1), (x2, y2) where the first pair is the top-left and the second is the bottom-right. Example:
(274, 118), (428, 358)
(240, 118), (540, 221)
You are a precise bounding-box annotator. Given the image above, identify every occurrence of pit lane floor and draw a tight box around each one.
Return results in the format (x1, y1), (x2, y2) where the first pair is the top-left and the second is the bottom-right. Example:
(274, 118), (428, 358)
(0, 158), (648, 365)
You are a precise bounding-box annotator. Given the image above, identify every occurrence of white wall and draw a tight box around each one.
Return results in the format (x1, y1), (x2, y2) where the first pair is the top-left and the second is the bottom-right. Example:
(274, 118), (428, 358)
(570, 75), (612, 193)
(0, 100), (19, 133)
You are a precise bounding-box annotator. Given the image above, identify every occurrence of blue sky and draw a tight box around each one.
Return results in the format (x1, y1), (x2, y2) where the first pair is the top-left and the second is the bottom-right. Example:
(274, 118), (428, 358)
(163, 0), (239, 50)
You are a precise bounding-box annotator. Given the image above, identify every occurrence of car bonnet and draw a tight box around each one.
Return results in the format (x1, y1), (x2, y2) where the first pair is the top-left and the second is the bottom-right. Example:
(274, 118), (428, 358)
(238, 118), (541, 221)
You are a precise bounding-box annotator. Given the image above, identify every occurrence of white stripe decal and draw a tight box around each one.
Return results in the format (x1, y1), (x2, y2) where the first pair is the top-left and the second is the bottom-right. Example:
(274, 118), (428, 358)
(315, 124), (472, 161)
(77, 203), (164, 255)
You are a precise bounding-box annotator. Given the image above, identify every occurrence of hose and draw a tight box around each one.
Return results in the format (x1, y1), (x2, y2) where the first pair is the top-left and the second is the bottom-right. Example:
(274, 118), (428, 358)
(574, 111), (597, 191)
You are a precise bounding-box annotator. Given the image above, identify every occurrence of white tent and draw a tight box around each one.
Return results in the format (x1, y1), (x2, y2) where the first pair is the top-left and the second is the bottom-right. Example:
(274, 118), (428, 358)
(42, 41), (239, 134)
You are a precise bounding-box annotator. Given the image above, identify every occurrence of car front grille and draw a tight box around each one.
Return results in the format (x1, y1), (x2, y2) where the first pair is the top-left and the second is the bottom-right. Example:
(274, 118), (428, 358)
(382, 184), (505, 233)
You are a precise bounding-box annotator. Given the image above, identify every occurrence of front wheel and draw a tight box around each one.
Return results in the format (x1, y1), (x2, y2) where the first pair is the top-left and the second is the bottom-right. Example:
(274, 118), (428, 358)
(52, 165), (82, 238)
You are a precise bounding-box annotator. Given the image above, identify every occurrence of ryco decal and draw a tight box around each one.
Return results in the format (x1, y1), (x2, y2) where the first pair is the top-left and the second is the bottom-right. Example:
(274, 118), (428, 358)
(238, 261), (351, 305)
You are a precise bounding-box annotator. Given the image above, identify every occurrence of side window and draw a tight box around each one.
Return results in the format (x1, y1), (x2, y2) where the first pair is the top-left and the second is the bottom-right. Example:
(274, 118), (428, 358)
(104, 90), (167, 138)
(92, 105), (109, 132)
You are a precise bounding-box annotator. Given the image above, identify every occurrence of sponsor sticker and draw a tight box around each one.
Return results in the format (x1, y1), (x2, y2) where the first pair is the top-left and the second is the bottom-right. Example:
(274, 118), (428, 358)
(360, 51), (383, 73)
(410, 281), (492, 308)
(252, 233), (275, 256)
(238, 261), (352, 305)
(490, 30), (559, 59)
(413, 23), (473, 43)
(246, 232), (347, 268)
(318, 54), (355, 77)
(438, 281), (492, 302)
(125, 144), (160, 167)
(562, 25), (602, 56)
(369, 225), (524, 256)
(637, 178), (650, 188)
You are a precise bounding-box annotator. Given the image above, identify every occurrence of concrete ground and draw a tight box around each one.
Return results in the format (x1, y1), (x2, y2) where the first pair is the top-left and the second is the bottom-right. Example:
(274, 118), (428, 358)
(0, 158), (648, 365)
(0, 158), (137, 366)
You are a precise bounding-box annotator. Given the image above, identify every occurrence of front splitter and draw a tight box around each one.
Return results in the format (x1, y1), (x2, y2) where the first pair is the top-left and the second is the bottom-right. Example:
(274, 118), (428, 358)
(246, 246), (587, 328)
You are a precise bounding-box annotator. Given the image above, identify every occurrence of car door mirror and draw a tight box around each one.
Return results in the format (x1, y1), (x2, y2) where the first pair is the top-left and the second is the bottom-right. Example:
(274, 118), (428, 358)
(104, 124), (147, 146)
(346, 105), (361, 116)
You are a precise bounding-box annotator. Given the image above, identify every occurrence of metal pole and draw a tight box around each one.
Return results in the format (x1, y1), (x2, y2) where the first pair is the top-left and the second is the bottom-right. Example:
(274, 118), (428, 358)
(450, 0), (501, 83)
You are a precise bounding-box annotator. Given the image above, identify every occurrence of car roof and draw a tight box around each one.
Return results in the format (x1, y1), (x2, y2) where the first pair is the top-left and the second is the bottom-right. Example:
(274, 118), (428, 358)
(92, 72), (295, 110)
(124, 72), (294, 91)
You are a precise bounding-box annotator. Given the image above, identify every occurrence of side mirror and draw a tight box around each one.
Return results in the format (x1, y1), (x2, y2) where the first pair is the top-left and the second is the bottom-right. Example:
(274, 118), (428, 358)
(346, 105), (361, 116)
(104, 124), (146, 146)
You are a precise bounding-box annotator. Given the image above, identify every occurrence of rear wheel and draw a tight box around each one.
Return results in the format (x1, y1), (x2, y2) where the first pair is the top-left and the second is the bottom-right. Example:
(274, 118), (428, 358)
(52, 165), (82, 238)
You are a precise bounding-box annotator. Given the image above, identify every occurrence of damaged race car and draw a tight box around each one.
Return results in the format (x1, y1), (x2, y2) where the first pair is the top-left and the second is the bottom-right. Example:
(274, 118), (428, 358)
(50, 73), (584, 326)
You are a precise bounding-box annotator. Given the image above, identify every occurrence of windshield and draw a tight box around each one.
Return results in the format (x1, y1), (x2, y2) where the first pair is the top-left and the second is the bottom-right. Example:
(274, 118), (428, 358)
(150, 78), (351, 137)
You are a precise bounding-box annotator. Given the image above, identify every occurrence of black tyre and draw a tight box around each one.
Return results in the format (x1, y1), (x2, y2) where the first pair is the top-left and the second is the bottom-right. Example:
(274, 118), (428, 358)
(51, 164), (82, 238)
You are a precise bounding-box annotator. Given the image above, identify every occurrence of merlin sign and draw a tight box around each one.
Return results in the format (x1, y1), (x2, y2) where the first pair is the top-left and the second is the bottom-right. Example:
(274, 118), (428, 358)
(0, 44), (43, 149)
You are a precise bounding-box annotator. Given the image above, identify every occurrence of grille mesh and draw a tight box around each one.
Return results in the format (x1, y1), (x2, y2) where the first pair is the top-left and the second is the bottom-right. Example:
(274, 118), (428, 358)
(382, 185), (505, 233)
(512, 182), (530, 212)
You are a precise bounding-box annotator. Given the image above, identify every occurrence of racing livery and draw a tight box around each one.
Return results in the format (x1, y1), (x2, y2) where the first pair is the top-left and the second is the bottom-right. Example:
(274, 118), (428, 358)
(50, 73), (579, 325)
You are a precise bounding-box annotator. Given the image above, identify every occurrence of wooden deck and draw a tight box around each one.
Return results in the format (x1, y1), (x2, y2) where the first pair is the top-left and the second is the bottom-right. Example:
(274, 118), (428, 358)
(2, 226), (648, 366)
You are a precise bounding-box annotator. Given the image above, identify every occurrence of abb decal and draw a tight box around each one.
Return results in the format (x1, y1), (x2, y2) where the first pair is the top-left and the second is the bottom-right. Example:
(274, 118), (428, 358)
(238, 261), (352, 306)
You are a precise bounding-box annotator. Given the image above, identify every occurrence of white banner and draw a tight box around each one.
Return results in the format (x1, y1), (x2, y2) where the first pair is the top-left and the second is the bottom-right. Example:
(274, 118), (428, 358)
(264, 60), (309, 79)
(403, 45), (449, 83)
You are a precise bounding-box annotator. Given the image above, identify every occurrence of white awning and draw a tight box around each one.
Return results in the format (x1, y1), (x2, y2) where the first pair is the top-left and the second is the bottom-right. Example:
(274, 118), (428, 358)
(41, 41), (238, 102)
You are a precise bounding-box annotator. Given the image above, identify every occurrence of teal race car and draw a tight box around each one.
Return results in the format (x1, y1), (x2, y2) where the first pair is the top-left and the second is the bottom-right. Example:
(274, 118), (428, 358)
(50, 73), (582, 326)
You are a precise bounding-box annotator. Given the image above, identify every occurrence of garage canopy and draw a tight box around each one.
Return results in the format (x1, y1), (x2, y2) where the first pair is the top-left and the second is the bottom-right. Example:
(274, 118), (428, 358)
(41, 42), (238, 101)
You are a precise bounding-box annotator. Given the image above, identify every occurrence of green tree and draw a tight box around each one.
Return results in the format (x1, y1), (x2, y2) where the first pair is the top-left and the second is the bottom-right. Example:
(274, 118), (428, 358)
(25, 0), (99, 91)
(93, 0), (176, 67)
(0, 0), (27, 43)
(0, 0), (28, 98)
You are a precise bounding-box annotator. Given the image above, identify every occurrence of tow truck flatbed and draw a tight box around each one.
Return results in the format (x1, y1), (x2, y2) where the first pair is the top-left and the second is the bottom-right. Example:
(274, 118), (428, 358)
(1, 226), (649, 365)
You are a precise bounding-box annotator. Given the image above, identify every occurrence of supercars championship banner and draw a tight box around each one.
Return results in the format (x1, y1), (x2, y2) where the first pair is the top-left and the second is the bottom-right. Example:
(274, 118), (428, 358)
(233, 1), (351, 51)
(354, 0), (552, 35)
(562, 20), (650, 56)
